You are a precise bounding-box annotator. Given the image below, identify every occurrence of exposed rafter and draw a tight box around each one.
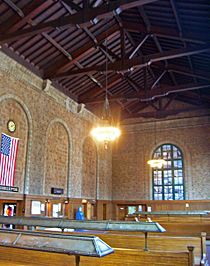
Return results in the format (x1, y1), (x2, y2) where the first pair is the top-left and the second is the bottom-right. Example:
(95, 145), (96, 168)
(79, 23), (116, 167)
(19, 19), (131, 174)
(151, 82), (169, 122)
(0, 0), (209, 120)
(62, 0), (81, 12)
(0, 0), (50, 34)
(53, 45), (210, 79)
(178, 91), (210, 105)
(0, 0), (158, 44)
(79, 74), (125, 101)
(151, 64), (210, 81)
(44, 24), (119, 78)
(168, 66), (210, 81)
(59, 1), (130, 115)
(122, 21), (207, 44)
(128, 34), (149, 59)
(170, 0), (197, 84)
(2, 0), (24, 17)
(122, 106), (210, 119)
(81, 83), (210, 103)
(138, 5), (177, 87)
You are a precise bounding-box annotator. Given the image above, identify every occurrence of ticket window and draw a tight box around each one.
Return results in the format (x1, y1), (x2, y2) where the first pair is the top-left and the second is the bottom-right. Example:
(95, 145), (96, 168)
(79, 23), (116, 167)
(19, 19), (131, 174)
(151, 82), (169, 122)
(3, 203), (16, 229)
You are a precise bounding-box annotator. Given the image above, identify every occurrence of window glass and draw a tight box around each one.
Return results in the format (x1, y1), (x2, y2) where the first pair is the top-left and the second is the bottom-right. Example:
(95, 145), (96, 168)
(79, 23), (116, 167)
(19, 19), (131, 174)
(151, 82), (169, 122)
(163, 160), (172, 169)
(152, 144), (184, 200)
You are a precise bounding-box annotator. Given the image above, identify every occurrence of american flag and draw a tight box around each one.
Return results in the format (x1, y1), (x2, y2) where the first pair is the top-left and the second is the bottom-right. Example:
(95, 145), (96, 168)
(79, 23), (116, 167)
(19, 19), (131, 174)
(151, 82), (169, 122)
(0, 133), (19, 187)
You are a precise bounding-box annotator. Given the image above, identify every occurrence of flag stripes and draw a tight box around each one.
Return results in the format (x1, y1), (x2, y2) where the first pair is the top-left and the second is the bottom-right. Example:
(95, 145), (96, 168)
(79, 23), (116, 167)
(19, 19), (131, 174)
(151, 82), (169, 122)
(0, 133), (19, 187)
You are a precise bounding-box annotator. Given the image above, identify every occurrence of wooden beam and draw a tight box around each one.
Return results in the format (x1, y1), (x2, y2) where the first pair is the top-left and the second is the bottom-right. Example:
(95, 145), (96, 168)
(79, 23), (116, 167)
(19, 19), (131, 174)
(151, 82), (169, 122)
(115, 12), (157, 94)
(60, 1), (130, 113)
(151, 63), (210, 82)
(167, 65), (210, 81)
(0, 0), (158, 43)
(91, 0), (103, 8)
(114, 12), (153, 94)
(82, 83), (210, 103)
(3, 0), (24, 17)
(122, 106), (210, 119)
(163, 95), (176, 110)
(170, 0), (197, 84)
(79, 71), (140, 102)
(120, 27), (125, 61)
(122, 21), (207, 43)
(128, 34), (149, 59)
(178, 91), (210, 105)
(125, 101), (149, 114)
(6, 0), (107, 98)
(53, 45), (210, 79)
(62, 0), (81, 12)
(0, 0), (50, 34)
(99, 38), (139, 93)
(44, 24), (119, 78)
(151, 71), (167, 89)
(79, 74), (123, 101)
(83, 0), (89, 9)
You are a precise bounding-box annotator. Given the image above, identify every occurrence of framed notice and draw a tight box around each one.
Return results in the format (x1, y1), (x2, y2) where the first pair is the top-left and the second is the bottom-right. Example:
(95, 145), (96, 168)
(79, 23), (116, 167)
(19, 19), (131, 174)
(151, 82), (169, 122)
(31, 201), (41, 215)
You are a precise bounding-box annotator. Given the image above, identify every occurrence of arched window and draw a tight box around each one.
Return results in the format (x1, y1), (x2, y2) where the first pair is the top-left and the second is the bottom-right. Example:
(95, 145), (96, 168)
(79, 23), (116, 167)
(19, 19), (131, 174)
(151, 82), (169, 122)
(152, 144), (185, 200)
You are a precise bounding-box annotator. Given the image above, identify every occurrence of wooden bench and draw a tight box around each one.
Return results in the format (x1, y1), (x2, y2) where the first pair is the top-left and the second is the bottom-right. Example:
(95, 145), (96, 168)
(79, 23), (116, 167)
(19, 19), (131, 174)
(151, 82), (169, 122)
(0, 229), (207, 266)
(0, 227), (204, 266)
(158, 222), (210, 237)
(126, 215), (210, 237)
(81, 247), (195, 266)
(0, 245), (195, 266)
(65, 230), (206, 265)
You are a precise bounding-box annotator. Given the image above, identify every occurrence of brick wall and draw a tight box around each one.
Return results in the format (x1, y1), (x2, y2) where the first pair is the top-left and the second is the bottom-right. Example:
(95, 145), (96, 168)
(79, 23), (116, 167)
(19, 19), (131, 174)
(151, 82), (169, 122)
(0, 51), (209, 214)
(44, 121), (69, 196)
(0, 98), (28, 194)
(112, 116), (210, 200)
(82, 137), (97, 199)
(0, 52), (112, 201)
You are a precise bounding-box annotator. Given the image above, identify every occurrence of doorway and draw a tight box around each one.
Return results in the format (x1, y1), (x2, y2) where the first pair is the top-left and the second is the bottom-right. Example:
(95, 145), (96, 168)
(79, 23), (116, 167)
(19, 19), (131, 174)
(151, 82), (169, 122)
(103, 204), (106, 220)
(3, 203), (17, 229)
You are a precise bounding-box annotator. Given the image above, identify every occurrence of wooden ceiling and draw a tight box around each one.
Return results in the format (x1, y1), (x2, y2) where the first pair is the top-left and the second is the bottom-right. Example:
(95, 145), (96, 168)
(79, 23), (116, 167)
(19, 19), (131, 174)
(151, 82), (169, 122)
(0, 0), (210, 120)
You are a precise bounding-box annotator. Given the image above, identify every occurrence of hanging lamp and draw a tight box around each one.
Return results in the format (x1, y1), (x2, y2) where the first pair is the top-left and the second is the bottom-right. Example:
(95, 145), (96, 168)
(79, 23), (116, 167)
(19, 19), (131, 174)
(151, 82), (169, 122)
(146, 65), (166, 168)
(147, 119), (166, 168)
(147, 158), (166, 168)
(90, 38), (120, 149)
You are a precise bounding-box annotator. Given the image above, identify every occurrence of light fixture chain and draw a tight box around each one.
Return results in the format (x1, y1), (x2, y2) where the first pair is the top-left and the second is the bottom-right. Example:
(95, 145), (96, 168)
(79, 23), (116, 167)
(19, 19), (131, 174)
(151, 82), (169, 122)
(90, 19), (121, 148)
(154, 119), (157, 146)
(105, 37), (108, 101)
(103, 36), (111, 120)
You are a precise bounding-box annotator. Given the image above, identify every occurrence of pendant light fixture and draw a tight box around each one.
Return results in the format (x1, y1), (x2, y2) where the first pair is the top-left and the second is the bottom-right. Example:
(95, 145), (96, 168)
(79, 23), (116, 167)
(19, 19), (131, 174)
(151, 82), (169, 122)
(146, 65), (166, 168)
(90, 38), (121, 149)
(147, 120), (166, 168)
(147, 158), (166, 169)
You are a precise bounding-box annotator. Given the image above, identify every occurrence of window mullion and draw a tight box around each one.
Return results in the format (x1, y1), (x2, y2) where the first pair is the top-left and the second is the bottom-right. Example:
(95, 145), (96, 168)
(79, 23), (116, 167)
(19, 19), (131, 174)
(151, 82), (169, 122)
(171, 144), (175, 200)
(161, 145), (165, 200)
